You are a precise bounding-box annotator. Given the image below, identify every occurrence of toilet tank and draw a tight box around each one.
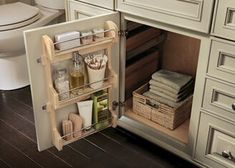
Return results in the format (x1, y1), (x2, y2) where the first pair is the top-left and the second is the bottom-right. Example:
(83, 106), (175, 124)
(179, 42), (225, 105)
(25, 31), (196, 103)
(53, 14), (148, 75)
(35, 0), (64, 9)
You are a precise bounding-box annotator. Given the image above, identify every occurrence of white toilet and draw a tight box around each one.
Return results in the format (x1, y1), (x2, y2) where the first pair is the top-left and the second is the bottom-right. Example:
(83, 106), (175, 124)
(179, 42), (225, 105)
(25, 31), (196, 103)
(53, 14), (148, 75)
(0, 0), (65, 90)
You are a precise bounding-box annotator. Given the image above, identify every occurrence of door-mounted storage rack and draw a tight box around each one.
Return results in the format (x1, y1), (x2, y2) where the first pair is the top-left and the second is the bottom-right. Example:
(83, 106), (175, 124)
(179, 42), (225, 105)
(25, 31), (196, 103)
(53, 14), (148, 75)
(40, 21), (119, 151)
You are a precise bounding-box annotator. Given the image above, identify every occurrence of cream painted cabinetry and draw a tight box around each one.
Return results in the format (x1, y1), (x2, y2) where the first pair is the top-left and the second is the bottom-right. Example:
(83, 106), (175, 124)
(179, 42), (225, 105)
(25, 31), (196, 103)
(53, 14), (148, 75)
(24, 0), (235, 167)
(116, 0), (214, 33)
(64, 0), (211, 165)
(75, 0), (115, 10)
(195, 112), (235, 168)
(194, 1), (235, 167)
(65, 0), (113, 20)
(211, 0), (235, 41)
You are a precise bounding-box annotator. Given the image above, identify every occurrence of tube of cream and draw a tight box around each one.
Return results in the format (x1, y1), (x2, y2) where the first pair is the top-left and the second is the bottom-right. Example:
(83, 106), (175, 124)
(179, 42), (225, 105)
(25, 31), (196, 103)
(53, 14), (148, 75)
(77, 100), (93, 130)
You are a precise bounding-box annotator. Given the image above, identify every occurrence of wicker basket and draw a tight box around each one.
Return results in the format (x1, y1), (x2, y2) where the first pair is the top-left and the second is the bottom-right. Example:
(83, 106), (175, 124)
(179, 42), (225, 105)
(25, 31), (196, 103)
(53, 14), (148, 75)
(133, 83), (193, 129)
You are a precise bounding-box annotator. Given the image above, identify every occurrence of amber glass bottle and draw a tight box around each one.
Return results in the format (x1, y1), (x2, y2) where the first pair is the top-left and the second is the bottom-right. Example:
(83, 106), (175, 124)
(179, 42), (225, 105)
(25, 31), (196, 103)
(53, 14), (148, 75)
(70, 52), (85, 95)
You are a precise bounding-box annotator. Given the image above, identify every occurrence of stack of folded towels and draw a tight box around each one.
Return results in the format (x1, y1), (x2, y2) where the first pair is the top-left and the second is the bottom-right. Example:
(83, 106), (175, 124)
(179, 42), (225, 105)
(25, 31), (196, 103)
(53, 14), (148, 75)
(143, 69), (193, 108)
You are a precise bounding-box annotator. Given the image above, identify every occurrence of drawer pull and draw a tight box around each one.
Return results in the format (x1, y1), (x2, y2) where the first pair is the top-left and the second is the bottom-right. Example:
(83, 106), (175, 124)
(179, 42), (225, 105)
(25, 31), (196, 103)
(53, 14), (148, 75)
(232, 103), (235, 111)
(225, 8), (235, 25)
(222, 151), (231, 159)
(221, 151), (235, 163)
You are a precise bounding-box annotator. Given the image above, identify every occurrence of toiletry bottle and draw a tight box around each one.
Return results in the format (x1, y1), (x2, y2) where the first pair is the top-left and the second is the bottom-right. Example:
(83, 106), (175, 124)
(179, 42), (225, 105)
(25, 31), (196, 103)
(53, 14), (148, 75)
(70, 52), (85, 95)
(54, 68), (70, 100)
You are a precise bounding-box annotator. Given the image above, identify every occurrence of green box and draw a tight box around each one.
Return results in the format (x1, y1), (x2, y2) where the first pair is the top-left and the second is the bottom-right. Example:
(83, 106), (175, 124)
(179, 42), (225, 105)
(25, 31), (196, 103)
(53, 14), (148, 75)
(92, 90), (111, 130)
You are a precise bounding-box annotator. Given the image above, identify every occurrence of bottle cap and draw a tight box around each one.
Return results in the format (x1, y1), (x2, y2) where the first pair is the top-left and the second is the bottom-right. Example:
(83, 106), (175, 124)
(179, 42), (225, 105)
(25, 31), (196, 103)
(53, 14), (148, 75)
(56, 68), (67, 78)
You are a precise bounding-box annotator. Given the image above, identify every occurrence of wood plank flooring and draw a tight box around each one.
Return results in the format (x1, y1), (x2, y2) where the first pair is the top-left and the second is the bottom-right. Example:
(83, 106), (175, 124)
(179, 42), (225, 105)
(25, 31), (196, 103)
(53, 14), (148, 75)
(0, 87), (199, 168)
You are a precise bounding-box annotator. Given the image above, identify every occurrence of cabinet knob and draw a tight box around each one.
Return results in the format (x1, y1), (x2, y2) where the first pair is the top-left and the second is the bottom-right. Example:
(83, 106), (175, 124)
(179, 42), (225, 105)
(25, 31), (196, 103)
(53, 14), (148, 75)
(232, 103), (235, 111)
(222, 150), (230, 159)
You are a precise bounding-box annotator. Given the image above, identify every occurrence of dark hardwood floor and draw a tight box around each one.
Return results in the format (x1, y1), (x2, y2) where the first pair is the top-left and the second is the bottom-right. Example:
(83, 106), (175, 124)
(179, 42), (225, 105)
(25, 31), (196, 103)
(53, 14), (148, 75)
(0, 86), (199, 168)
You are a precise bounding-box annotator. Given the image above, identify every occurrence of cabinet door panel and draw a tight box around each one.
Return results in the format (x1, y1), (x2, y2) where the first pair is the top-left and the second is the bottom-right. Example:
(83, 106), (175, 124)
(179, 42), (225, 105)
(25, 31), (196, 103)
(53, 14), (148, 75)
(66, 0), (113, 21)
(24, 13), (120, 151)
(207, 38), (235, 85)
(116, 0), (214, 33)
(195, 112), (235, 168)
(203, 79), (235, 122)
(77, 0), (115, 10)
(212, 0), (235, 41)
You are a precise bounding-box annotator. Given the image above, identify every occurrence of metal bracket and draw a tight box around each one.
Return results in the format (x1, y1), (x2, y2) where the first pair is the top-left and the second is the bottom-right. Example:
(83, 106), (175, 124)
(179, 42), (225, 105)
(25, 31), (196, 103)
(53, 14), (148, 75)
(36, 58), (42, 64)
(36, 55), (47, 66)
(112, 101), (125, 111)
(118, 30), (128, 37)
(42, 104), (47, 111)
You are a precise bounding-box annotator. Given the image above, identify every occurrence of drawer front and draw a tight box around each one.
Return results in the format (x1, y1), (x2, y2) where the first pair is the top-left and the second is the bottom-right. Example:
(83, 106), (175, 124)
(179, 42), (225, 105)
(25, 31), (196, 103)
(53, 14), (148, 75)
(66, 0), (113, 21)
(203, 79), (235, 121)
(207, 39), (235, 84)
(195, 112), (235, 168)
(212, 0), (235, 41)
(77, 0), (115, 10)
(116, 0), (214, 33)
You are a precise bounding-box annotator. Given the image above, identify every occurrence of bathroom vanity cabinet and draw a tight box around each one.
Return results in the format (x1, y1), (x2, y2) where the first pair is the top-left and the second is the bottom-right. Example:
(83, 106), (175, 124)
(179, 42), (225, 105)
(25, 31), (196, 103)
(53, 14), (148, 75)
(24, 0), (235, 168)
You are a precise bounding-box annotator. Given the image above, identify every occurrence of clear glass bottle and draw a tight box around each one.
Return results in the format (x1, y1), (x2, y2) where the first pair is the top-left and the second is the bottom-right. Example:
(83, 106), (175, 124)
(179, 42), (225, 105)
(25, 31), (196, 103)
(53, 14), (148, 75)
(54, 68), (70, 100)
(70, 52), (85, 95)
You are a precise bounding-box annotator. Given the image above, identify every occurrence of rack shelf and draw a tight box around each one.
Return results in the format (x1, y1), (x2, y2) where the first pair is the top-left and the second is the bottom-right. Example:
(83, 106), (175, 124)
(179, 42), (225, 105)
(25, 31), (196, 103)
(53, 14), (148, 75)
(42, 36), (115, 64)
(50, 79), (114, 110)
(53, 118), (114, 151)
(41, 20), (119, 151)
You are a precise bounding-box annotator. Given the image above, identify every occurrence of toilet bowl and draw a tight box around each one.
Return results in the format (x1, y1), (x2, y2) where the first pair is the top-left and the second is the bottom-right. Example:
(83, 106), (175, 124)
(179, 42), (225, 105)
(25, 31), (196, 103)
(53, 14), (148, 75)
(0, 1), (65, 90)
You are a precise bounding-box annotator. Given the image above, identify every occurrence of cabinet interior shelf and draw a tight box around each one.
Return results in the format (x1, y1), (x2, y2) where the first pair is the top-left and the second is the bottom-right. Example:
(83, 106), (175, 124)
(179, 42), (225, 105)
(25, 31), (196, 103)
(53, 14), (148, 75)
(125, 98), (189, 144)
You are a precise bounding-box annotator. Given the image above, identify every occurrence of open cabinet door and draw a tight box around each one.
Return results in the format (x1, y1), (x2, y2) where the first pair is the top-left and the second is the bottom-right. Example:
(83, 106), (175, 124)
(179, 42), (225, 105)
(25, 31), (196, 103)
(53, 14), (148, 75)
(24, 12), (120, 151)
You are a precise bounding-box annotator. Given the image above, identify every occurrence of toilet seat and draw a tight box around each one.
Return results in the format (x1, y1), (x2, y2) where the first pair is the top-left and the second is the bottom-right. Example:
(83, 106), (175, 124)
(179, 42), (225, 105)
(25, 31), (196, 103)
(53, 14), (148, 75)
(0, 2), (41, 31)
(0, 1), (64, 90)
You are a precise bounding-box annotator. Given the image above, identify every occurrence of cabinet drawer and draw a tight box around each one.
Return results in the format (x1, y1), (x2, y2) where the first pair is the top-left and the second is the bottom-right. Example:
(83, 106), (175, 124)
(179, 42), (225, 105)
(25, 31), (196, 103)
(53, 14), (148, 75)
(77, 0), (115, 10)
(203, 79), (235, 121)
(66, 0), (113, 21)
(116, 0), (214, 33)
(212, 0), (235, 41)
(195, 112), (235, 168)
(207, 39), (235, 84)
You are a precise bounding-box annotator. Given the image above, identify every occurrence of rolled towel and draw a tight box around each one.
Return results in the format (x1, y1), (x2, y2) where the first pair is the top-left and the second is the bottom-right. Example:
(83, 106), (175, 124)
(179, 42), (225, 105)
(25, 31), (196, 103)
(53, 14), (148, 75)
(151, 69), (192, 92)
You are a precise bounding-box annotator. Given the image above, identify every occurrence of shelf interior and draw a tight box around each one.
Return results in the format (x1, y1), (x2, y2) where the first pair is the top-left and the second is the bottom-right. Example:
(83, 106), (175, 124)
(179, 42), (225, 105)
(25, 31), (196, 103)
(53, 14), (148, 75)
(124, 98), (189, 144)
(123, 21), (201, 145)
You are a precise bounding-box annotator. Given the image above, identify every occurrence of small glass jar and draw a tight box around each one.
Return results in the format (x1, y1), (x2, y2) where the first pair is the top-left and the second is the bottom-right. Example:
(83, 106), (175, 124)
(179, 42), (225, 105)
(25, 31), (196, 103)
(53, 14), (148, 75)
(54, 68), (70, 100)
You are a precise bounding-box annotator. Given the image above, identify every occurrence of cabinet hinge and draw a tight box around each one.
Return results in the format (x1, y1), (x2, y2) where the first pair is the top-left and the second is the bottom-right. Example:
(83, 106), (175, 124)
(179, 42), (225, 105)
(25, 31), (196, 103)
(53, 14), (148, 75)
(112, 101), (125, 111)
(118, 30), (128, 37)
